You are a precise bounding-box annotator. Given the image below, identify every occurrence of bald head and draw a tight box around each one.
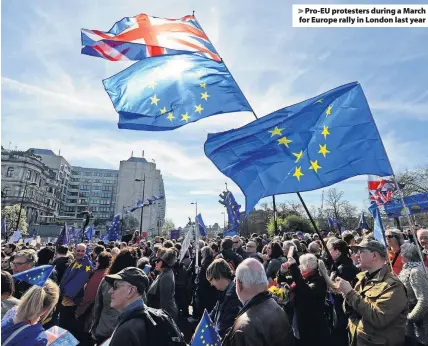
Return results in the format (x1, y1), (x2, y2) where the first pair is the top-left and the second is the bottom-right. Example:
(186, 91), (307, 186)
(75, 243), (87, 261)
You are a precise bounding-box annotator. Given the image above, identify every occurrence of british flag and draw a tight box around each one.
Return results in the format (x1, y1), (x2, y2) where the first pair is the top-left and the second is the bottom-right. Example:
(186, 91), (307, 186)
(368, 175), (395, 205)
(46, 326), (78, 345)
(81, 14), (220, 62)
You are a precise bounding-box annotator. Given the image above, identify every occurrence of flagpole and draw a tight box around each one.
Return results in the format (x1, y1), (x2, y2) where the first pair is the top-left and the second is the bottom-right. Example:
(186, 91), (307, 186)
(193, 14), (279, 235)
(297, 192), (337, 270)
(392, 175), (427, 273)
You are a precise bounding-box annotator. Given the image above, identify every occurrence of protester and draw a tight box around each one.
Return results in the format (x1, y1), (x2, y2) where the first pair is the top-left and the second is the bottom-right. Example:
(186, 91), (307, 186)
(11, 249), (37, 298)
(263, 241), (285, 281)
(222, 258), (294, 346)
(328, 239), (359, 283)
(147, 248), (178, 320)
(58, 243), (93, 339)
(52, 245), (72, 284)
(398, 243), (428, 346)
(104, 267), (149, 345)
(1, 270), (20, 318)
(308, 241), (322, 258)
(216, 238), (243, 272)
(232, 235), (248, 260)
(281, 253), (332, 346)
(1, 279), (59, 345)
(91, 247), (138, 345)
(245, 240), (263, 263)
(385, 228), (405, 275)
(206, 258), (242, 339)
(76, 251), (112, 345)
(191, 246), (218, 322)
(416, 228), (428, 267)
(336, 239), (408, 346)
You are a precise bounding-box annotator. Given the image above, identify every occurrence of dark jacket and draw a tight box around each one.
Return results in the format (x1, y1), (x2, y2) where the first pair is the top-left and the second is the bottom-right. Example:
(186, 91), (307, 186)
(210, 280), (242, 339)
(235, 247), (248, 260)
(109, 306), (148, 346)
(147, 267), (178, 320)
(195, 257), (218, 315)
(289, 263), (330, 346)
(53, 256), (71, 285)
(333, 254), (359, 285)
(217, 249), (243, 270)
(223, 291), (294, 346)
(13, 279), (33, 299)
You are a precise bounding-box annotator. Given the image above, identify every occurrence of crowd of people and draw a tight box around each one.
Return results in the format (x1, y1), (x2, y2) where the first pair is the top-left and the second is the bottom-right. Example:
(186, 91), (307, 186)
(1, 225), (428, 346)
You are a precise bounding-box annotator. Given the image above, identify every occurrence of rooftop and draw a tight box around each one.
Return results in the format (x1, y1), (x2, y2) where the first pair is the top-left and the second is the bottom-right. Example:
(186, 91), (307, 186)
(29, 148), (56, 156)
(127, 157), (148, 163)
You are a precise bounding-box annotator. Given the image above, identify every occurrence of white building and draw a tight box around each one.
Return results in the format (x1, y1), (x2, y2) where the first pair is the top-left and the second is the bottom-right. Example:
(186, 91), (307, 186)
(115, 157), (165, 237)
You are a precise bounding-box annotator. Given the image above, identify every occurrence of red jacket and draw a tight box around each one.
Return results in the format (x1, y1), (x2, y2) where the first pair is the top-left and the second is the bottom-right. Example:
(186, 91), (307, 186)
(76, 269), (108, 317)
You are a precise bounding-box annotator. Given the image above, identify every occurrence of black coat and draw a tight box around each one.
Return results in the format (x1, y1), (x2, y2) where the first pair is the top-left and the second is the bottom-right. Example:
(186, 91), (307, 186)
(289, 263), (330, 346)
(110, 306), (147, 346)
(195, 257), (218, 313)
(210, 280), (242, 339)
(334, 254), (359, 285)
(53, 256), (71, 285)
(217, 249), (243, 270)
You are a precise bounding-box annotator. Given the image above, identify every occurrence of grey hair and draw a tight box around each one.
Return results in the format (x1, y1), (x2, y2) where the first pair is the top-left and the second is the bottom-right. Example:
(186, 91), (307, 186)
(201, 246), (213, 259)
(15, 250), (37, 266)
(401, 243), (421, 263)
(236, 259), (268, 285)
(299, 254), (336, 288)
(308, 241), (321, 255)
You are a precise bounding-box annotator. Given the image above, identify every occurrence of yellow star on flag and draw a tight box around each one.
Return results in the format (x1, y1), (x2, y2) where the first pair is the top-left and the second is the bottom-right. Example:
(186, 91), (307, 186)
(76, 264), (82, 269)
(167, 112), (174, 121)
(201, 92), (210, 101)
(200, 82), (207, 89)
(277, 136), (293, 148)
(318, 144), (330, 158)
(150, 95), (160, 106)
(181, 113), (190, 122)
(315, 98), (323, 103)
(309, 160), (322, 173)
(321, 125), (330, 139)
(293, 166), (304, 181)
(326, 105), (333, 116)
(85, 266), (91, 272)
(160, 107), (167, 115)
(293, 150), (303, 163)
(147, 81), (157, 89)
(195, 104), (204, 114)
(268, 126), (284, 137)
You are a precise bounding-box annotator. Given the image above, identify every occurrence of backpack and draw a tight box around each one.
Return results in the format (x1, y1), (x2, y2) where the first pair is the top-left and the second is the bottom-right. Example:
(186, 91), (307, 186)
(124, 306), (187, 346)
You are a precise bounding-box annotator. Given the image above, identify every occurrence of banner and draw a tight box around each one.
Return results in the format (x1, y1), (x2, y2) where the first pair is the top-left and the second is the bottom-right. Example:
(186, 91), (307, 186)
(170, 229), (180, 240)
(384, 193), (428, 219)
(179, 228), (193, 262)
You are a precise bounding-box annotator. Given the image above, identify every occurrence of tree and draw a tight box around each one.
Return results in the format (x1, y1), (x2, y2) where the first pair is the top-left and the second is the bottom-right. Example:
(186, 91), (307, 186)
(122, 214), (139, 232)
(161, 218), (175, 237)
(1, 204), (28, 236)
(324, 188), (357, 230)
(396, 167), (428, 196)
(283, 215), (313, 233)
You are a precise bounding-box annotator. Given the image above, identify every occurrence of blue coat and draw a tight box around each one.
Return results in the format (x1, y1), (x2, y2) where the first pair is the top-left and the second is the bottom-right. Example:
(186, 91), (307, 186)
(1, 317), (47, 346)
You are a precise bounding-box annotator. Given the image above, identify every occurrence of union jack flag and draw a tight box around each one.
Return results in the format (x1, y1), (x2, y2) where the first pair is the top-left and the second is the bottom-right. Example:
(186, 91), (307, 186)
(368, 175), (395, 205)
(46, 326), (78, 345)
(81, 14), (220, 62)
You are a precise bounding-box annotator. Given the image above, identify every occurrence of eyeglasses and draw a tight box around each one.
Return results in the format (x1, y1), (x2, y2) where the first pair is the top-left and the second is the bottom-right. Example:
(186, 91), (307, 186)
(386, 235), (395, 239)
(233, 241), (239, 244)
(11, 261), (29, 267)
(112, 282), (132, 291)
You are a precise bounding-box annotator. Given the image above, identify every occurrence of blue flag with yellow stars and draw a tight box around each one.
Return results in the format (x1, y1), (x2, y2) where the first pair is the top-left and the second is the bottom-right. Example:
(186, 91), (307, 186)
(205, 82), (393, 214)
(12, 265), (54, 287)
(103, 214), (121, 242)
(103, 54), (251, 131)
(191, 310), (222, 346)
(60, 255), (94, 299)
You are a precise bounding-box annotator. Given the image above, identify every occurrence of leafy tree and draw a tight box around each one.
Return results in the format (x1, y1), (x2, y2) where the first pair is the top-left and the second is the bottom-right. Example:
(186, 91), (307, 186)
(1, 204), (28, 236)
(122, 214), (139, 232)
(283, 215), (313, 233)
(161, 218), (175, 237)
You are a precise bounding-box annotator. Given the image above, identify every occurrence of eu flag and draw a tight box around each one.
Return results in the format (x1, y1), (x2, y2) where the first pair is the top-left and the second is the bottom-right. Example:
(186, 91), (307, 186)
(196, 214), (206, 237)
(103, 54), (251, 131)
(103, 214), (121, 242)
(60, 255), (94, 298)
(368, 203), (386, 246)
(56, 223), (69, 246)
(12, 265), (54, 287)
(205, 82), (393, 214)
(191, 310), (222, 346)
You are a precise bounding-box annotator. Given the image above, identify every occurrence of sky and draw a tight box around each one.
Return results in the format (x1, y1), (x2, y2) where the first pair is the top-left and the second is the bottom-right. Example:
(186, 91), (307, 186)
(1, 0), (428, 228)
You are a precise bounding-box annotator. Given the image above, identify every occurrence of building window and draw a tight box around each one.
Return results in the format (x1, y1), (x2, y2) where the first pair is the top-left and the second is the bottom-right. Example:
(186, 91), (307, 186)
(93, 186), (101, 190)
(6, 167), (14, 177)
(104, 173), (113, 177)
(25, 170), (32, 180)
(2, 187), (10, 197)
(101, 193), (112, 198)
(80, 185), (89, 190)
(84, 172), (92, 176)
(102, 186), (112, 191)
(79, 199), (87, 204)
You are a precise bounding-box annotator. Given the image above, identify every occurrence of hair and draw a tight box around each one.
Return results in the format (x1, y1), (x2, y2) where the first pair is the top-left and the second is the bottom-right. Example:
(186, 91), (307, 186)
(308, 241), (321, 255)
(221, 238), (233, 251)
(14, 279), (59, 323)
(330, 239), (351, 257)
(120, 242), (127, 248)
(299, 254), (335, 287)
(236, 258), (268, 285)
(401, 243), (421, 263)
(201, 246), (213, 259)
(1, 270), (15, 296)
(15, 250), (37, 266)
(209, 242), (219, 254)
(206, 258), (233, 281)
(269, 242), (283, 259)
(93, 245), (105, 256)
(56, 245), (68, 255)
(137, 257), (150, 270)
(342, 233), (355, 245)
(291, 239), (303, 253)
(5, 243), (17, 252)
(97, 251), (113, 270)
(36, 247), (55, 266)
(108, 248), (138, 275)
(163, 240), (174, 248)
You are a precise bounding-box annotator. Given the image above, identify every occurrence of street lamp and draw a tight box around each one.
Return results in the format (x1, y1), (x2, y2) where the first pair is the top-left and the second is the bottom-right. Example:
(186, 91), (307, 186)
(15, 181), (37, 232)
(191, 201), (198, 216)
(135, 176), (146, 236)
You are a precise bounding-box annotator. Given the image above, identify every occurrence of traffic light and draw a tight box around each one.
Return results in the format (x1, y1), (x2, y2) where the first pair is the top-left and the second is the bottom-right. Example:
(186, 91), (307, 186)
(218, 191), (228, 206)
